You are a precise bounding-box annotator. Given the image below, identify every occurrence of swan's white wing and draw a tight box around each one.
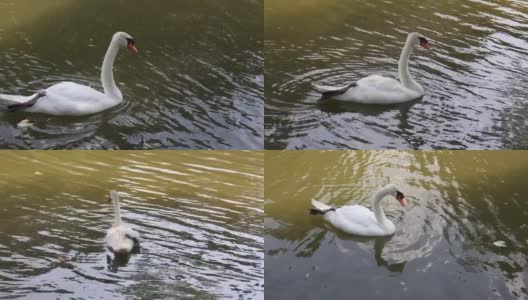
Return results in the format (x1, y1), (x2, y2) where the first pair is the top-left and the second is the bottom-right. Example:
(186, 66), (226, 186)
(312, 82), (357, 96)
(1, 82), (119, 115)
(326, 205), (388, 236)
(31, 82), (117, 115)
(333, 205), (377, 226)
(124, 226), (140, 240)
(331, 75), (422, 104)
(105, 225), (138, 253)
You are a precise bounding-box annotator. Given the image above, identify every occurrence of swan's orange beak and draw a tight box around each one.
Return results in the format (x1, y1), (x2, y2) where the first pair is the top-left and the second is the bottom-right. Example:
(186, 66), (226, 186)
(128, 44), (138, 54)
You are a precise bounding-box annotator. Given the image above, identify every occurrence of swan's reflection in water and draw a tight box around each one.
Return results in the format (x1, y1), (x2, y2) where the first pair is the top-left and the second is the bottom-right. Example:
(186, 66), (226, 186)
(307, 225), (408, 274)
(317, 96), (422, 116)
(106, 253), (132, 273)
(337, 234), (406, 273)
(314, 97), (425, 148)
(105, 244), (141, 273)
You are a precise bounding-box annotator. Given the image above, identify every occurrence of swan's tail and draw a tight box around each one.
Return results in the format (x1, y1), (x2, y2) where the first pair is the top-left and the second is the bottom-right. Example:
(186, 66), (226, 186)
(312, 82), (357, 97)
(309, 199), (336, 215)
(0, 94), (31, 104)
(0, 91), (46, 112)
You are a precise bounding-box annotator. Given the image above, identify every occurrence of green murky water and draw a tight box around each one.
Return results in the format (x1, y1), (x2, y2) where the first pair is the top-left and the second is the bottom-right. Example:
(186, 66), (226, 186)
(0, 151), (263, 299)
(265, 150), (528, 299)
(0, 0), (263, 149)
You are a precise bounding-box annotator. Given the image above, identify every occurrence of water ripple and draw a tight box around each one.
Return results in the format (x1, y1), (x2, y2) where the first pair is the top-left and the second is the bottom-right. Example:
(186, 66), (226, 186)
(265, 0), (528, 149)
(0, 0), (263, 149)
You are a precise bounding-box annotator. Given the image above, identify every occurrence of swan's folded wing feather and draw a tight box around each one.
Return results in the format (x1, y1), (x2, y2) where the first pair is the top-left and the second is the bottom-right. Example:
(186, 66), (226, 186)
(311, 199), (332, 211)
(329, 75), (421, 104)
(124, 227), (140, 240)
(312, 82), (357, 96)
(358, 75), (402, 91)
(338, 205), (376, 224)
(328, 205), (382, 235)
(0, 94), (34, 104)
(31, 82), (115, 115)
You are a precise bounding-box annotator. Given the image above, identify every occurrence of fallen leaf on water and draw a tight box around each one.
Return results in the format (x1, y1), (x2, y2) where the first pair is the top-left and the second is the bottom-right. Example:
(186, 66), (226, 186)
(493, 241), (506, 247)
(17, 119), (33, 128)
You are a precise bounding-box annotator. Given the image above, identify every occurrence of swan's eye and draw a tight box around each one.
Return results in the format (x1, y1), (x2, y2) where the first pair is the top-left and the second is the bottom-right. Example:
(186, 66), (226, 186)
(125, 38), (135, 46)
(396, 191), (404, 199)
(418, 37), (428, 43)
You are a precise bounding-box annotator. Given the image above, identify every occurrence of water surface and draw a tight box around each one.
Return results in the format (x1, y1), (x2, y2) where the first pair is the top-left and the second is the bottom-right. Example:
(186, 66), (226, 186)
(0, 0), (263, 149)
(0, 151), (263, 299)
(265, 0), (528, 149)
(265, 151), (528, 299)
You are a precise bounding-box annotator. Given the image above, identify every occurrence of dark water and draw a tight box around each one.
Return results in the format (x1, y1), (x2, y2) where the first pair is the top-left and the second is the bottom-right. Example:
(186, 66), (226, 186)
(265, 0), (528, 150)
(265, 151), (528, 299)
(0, 0), (263, 149)
(0, 151), (263, 299)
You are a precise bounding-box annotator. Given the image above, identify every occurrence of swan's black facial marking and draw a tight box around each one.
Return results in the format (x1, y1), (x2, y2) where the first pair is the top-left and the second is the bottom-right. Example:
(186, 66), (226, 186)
(395, 190), (406, 205)
(125, 37), (138, 54)
(418, 36), (432, 50)
(125, 38), (135, 46)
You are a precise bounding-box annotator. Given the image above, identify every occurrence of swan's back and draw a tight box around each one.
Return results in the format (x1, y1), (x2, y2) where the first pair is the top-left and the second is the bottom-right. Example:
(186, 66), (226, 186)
(333, 75), (422, 104)
(30, 82), (117, 115)
(105, 224), (140, 254)
(327, 204), (395, 236)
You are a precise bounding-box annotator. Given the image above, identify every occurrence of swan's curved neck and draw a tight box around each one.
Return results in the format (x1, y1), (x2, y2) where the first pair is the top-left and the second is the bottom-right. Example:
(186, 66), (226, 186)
(398, 39), (419, 91)
(101, 40), (122, 101)
(371, 186), (392, 224)
(112, 195), (122, 226)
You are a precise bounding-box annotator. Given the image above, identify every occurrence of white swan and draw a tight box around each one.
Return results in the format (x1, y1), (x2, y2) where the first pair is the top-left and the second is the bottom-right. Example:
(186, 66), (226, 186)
(0, 32), (137, 115)
(105, 190), (140, 254)
(313, 32), (431, 104)
(309, 184), (406, 236)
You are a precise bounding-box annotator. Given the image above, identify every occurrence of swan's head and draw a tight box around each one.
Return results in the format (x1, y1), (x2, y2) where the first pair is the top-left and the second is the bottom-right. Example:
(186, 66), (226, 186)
(385, 184), (406, 206)
(407, 32), (431, 50)
(112, 32), (138, 54)
(108, 190), (120, 203)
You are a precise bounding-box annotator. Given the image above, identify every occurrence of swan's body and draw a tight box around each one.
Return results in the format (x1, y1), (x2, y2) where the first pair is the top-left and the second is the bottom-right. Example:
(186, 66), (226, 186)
(313, 32), (431, 104)
(309, 184), (406, 236)
(0, 32), (137, 116)
(105, 191), (140, 255)
(1, 83), (119, 115)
